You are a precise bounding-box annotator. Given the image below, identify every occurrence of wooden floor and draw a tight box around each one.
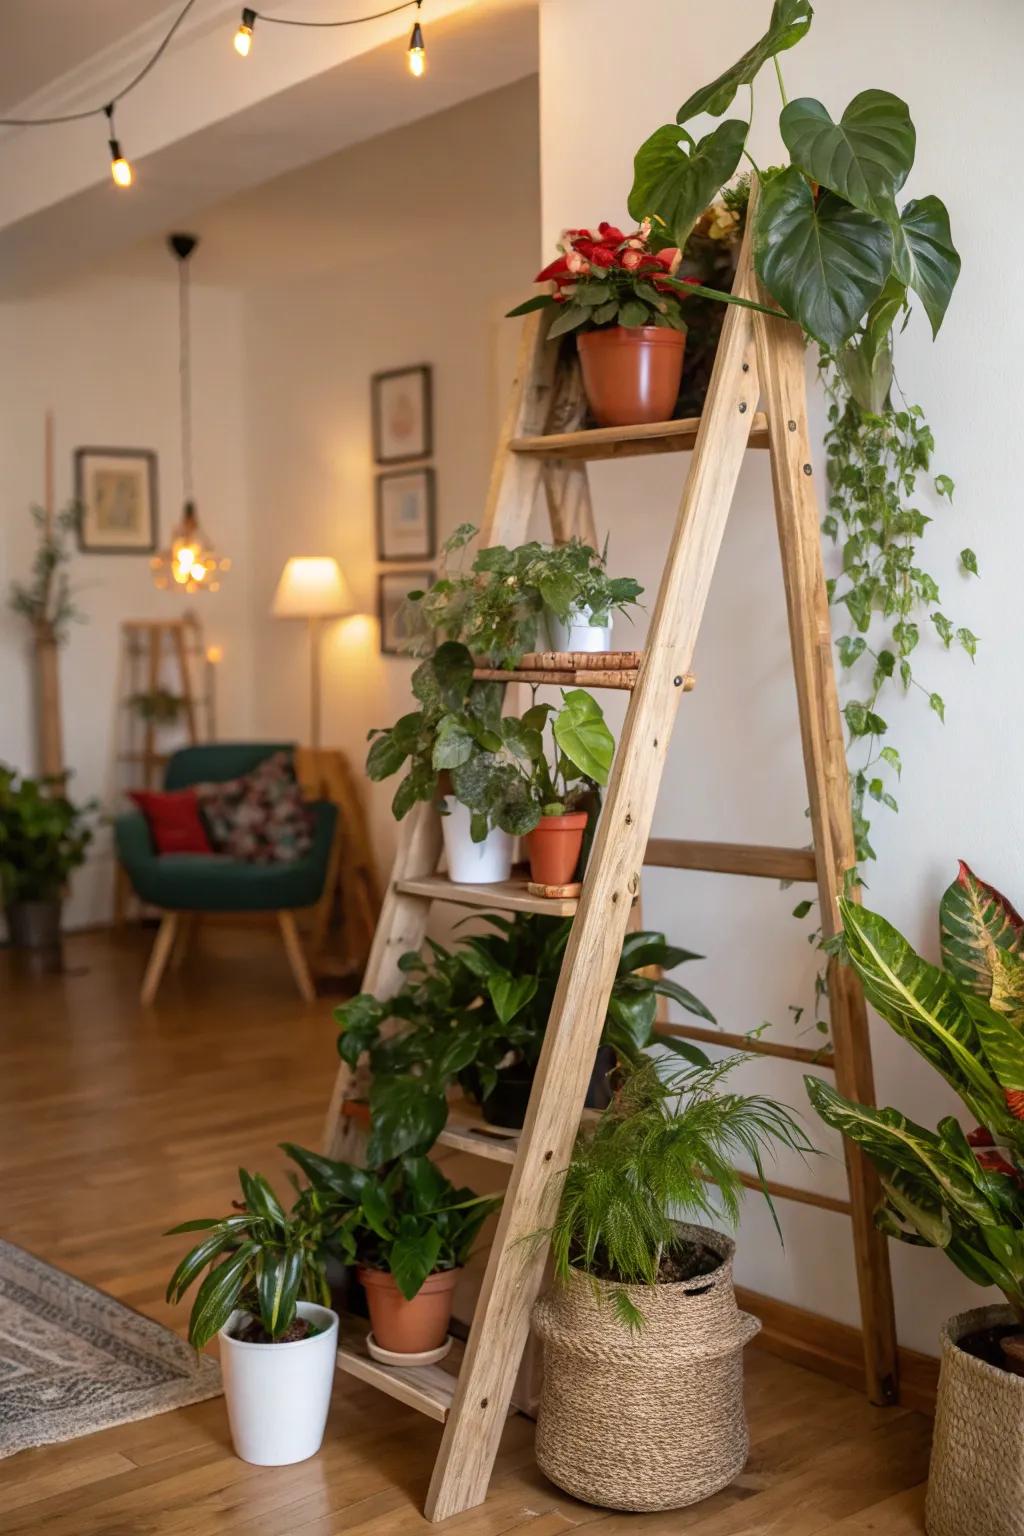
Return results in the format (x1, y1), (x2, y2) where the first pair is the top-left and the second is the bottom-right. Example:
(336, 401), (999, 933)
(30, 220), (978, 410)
(0, 926), (932, 1532)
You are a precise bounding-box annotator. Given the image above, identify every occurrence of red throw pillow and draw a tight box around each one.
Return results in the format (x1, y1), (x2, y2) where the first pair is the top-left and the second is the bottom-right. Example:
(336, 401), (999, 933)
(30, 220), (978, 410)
(130, 789), (212, 855)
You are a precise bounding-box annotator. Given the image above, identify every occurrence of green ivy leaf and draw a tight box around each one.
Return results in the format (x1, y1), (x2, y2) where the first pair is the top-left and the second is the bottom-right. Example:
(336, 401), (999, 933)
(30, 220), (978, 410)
(957, 627), (978, 661)
(960, 548), (979, 576)
(929, 692), (946, 723)
(934, 474), (954, 502)
(880, 746), (902, 777)
(837, 635), (866, 668)
(792, 900), (813, 919)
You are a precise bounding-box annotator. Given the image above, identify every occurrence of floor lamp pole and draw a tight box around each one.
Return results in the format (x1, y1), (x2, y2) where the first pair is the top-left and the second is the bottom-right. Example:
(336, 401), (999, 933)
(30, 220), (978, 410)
(309, 615), (322, 749)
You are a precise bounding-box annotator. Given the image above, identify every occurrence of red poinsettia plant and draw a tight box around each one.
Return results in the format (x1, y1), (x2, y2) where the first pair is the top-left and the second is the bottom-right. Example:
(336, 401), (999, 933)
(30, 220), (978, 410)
(508, 220), (701, 340)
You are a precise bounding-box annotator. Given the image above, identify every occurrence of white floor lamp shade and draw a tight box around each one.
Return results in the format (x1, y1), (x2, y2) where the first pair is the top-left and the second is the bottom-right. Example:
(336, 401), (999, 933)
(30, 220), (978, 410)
(271, 557), (353, 748)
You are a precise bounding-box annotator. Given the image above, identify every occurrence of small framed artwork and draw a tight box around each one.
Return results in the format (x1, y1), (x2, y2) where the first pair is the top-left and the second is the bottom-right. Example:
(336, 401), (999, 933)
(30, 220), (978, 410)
(372, 364), (432, 464)
(378, 569), (433, 655)
(376, 467), (436, 561)
(74, 448), (158, 553)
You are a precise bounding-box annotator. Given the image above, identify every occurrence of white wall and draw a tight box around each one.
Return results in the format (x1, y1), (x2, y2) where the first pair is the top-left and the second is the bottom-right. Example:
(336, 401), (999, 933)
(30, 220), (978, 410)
(239, 78), (540, 870)
(539, 0), (1023, 1354)
(0, 272), (252, 925)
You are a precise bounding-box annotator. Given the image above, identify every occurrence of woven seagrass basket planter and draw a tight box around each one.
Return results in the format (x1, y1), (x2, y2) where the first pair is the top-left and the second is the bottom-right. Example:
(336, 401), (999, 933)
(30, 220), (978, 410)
(926, 1305), (1024, 1536)
(532, 1224), (759, 1512)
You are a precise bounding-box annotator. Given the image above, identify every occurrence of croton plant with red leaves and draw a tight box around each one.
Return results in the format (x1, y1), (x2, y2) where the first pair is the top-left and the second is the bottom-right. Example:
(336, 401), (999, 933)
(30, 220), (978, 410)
(807, 862), (1024, 1317)
(508, 220), (702, 339)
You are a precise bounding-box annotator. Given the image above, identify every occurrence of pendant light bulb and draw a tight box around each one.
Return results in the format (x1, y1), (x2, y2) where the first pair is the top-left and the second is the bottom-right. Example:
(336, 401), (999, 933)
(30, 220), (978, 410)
(407, 6), (426, 76)
(104, 104), (134, 188)
(234, 9), (256, 56)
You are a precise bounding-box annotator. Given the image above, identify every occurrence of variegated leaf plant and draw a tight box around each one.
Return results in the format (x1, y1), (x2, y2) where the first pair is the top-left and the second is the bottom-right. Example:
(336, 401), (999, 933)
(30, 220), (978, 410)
(807, 875), (1024, 1316)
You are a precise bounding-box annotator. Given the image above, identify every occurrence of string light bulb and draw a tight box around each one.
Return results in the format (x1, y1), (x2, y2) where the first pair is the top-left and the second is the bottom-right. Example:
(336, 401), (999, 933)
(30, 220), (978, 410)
(234, 8), (256, 56)
(407, 3), (426, 76)
(104, 103), (134, 188)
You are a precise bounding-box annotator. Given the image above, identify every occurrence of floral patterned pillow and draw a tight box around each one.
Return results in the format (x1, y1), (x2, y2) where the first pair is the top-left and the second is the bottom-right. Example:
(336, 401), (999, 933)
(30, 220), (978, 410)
(195, 751), (313, 864)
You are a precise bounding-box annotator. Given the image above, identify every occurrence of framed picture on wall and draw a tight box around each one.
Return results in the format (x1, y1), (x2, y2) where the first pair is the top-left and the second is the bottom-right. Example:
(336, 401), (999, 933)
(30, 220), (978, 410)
(372, 365), (432, 464)
(376, 467), (436, 561)
(378, 569), (433, 655)
(74, 447), (158, 553)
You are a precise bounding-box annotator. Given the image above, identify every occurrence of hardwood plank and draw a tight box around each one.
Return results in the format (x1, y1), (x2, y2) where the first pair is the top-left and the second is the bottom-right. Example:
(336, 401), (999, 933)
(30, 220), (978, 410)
(509, 412), (770, 461)
(644, 838), (817, 882)
(394, 871), (579, 917)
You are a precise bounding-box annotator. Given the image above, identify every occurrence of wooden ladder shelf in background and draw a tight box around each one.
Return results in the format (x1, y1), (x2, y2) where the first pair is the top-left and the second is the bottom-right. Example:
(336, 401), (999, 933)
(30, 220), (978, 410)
(321, 199), (899, 1522)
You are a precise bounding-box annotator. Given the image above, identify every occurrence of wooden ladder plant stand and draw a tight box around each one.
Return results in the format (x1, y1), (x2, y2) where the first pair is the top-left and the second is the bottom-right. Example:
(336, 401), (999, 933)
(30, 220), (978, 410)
(322, 204), (900, 1522)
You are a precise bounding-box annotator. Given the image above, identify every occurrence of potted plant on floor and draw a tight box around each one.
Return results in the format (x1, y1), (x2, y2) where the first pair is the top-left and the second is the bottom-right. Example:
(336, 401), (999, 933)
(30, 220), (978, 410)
(165, 1168), (339, 1467)
(531, 1053), (812, 1510)
(0, 763), (95, 974)
(806, 868), (1024, 1536)
(336, 911), (715, 1136)
(404, 524), (644, 663)
(508, 223), (700, 427)
(286, 1146), (500, 1361)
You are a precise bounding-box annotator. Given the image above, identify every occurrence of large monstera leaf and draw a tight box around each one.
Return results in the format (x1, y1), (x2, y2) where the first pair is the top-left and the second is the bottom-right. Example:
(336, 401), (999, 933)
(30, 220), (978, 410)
(629, 119), (748, 249)
(754, 170), (892, 348)
(891, 196), (961, 337)
(780, 90), (915, 220)
(838, 897), (1014, 1136)
(939, 860), (1024, 1000)
(675, 0), (813, 124)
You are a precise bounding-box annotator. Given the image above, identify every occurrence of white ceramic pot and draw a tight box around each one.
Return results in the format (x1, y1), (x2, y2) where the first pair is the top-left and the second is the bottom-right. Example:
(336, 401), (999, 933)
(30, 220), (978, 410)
(219, 1301), (338, 1466)
(440, 797), (514, 884)
(546, 604), (613, 654)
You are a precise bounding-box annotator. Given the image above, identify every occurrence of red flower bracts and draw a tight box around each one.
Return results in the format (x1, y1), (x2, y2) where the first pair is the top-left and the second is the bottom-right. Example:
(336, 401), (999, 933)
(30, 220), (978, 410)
(130, 789), (212, 855)
(511, 218), (696, 340)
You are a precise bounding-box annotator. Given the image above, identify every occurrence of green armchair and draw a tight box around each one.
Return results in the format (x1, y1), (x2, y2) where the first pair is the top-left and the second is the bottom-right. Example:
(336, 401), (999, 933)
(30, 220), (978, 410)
(115, 742), (337, 1005)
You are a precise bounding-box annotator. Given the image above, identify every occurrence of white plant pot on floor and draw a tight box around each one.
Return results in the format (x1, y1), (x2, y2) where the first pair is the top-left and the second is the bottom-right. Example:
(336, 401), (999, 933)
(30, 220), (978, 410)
(545, 604), (613, 654)
(219, 1301), (338, 1466)
(440, 797), (513, 884)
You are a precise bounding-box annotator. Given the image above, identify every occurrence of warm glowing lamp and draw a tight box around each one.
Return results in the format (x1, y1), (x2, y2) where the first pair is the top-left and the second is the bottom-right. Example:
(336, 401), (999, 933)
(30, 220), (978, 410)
(271, 557), (353, 748)
(234, 8), (256, 55)
(407, 3), (426, 75)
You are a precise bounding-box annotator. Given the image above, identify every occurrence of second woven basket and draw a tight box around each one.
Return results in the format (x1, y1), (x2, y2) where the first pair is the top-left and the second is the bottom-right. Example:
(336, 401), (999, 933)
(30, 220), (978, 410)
(532, 1223), (759, 1512)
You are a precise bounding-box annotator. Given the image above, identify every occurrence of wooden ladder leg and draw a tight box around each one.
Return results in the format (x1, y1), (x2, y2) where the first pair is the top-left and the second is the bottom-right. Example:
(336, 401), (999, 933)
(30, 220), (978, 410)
(140, 913), (179, 1006)
(752, 299), (899, 1407)
(425, 250), (762, 1524)
(278, 911), (316, 1003)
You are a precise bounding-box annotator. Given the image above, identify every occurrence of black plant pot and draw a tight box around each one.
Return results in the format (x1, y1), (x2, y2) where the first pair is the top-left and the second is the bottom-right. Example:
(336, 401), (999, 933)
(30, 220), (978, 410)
(6, 899), (64, 975)
(481, 1045), (618, 1131)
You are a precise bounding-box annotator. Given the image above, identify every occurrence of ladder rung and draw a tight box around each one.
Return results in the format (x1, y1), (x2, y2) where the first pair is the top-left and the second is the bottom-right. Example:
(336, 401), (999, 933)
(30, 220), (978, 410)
(655, 1020), (835, 1068)
(645, 838), (818, 882)
(436, 1114), (519, 1165)
(472, 663), (694, 693)
(393, 870), (578, 916)
(509, 412), (770, 461)
(336, 1319), (468, 1422)
(726, 1169), (852, 1217)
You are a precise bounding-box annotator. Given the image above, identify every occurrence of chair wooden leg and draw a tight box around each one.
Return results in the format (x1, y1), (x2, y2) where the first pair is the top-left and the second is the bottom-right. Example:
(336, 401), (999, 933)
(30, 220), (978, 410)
(140, 914), (179, 1006)
(170, 914), (197, 973)
(278, 911), (316, 1003)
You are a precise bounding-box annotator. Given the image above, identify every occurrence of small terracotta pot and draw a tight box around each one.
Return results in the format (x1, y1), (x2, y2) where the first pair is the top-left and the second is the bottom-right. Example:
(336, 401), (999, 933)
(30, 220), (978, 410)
(527, 812), (588, 887)
(358, 1265), (460, 1355)
(578, 326), (685, 427)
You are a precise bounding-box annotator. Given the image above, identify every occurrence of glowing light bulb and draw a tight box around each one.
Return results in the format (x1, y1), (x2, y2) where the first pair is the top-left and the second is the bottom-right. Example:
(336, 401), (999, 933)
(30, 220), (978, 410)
(407, 16), (426, 76)
(111, 153), (134, 187)
(234, 8), (255, 56)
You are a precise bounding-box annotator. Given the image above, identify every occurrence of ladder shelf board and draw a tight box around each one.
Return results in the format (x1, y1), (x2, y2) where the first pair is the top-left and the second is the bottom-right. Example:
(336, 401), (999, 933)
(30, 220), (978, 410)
(509, 411), (769, 461)
(436, 1097), (521, 1165)
(473, 661), (694, 693)
(336, 1318), (470, 1423)
(644, 838), (818, 882)
(654, 1018), (835, 1068)
(393, 869), (579, 917)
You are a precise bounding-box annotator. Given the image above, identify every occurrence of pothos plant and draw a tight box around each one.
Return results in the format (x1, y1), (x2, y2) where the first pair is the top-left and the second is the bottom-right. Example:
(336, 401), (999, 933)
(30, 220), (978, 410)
(365, 640), (615, 841)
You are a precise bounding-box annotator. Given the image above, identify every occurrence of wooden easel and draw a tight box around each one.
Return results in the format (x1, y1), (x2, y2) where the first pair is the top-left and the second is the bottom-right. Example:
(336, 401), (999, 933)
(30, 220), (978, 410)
(322, 193), (899, 1522)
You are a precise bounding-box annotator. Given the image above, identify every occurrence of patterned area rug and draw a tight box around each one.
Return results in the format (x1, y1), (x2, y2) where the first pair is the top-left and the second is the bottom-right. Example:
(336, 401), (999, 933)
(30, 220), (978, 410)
(0, 1239), (221, 1458)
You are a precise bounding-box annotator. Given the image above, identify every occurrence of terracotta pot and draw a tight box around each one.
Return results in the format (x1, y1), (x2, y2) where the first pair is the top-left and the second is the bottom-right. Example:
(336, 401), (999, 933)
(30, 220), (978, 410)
(527, 812), (588, 887)
(358, 1265), (460, 1355)
(577, 326), (685, 427)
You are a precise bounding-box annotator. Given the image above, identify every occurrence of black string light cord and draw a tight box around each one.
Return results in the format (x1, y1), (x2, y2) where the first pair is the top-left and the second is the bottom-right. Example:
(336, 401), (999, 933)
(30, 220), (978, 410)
(250, 0), (417, 29)
(0, 0), (199, 126)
